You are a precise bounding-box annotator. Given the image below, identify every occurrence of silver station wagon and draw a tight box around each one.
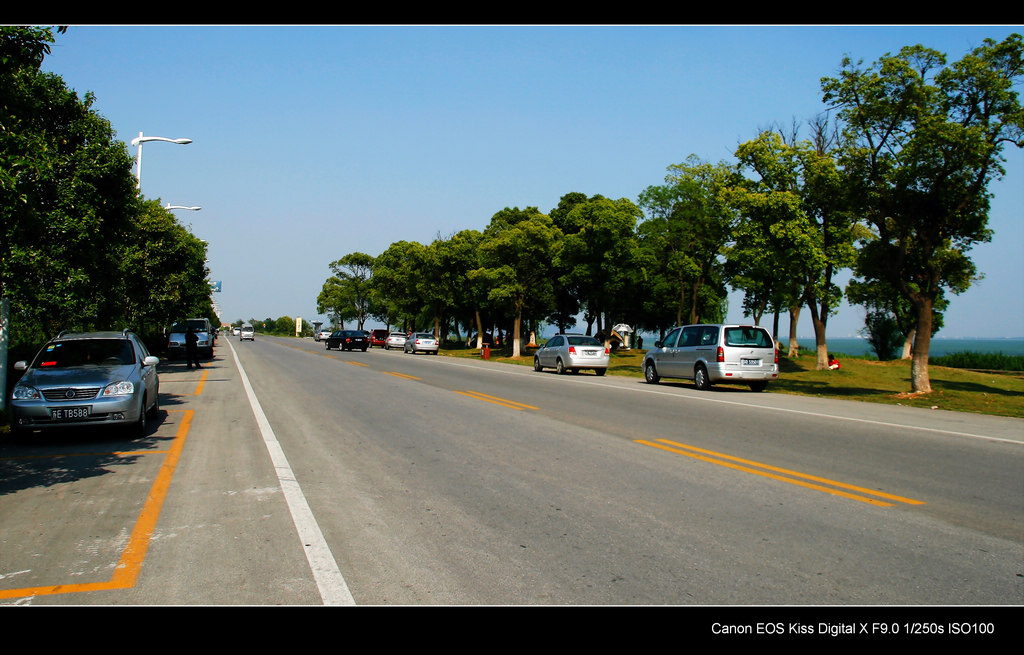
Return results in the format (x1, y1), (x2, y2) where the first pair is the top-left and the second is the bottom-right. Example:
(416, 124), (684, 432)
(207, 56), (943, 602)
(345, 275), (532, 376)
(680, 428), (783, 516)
(642, 324), (778, 391)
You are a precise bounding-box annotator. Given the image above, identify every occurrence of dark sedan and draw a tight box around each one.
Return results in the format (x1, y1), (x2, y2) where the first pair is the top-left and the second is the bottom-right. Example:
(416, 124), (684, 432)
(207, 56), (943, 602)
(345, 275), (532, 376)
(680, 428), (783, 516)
(325, 330), (369, 351)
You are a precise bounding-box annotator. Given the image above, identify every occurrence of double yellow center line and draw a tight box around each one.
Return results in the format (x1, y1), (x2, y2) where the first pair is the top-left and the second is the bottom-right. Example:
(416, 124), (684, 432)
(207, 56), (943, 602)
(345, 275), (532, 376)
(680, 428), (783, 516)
(636, 438), (925, 508)
(455, 390), (539, 411)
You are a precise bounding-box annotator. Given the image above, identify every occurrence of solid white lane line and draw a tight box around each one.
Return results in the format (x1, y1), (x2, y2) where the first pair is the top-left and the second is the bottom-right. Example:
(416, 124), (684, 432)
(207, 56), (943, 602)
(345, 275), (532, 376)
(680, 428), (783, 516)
(226, 339), (355, 606)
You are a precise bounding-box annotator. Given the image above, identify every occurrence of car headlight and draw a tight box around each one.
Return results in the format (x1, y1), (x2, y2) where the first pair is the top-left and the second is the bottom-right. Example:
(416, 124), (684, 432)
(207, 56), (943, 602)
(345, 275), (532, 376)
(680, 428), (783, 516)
(102, 381), (135, 396)
(12, 385), (41, 400)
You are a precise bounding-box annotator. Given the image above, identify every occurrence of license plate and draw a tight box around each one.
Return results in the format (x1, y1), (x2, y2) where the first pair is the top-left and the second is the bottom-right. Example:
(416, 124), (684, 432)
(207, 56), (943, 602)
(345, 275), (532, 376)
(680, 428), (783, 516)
(741, 358), (760, 366)
(51, 406), (90, 420)
(583, 349), (599, 356)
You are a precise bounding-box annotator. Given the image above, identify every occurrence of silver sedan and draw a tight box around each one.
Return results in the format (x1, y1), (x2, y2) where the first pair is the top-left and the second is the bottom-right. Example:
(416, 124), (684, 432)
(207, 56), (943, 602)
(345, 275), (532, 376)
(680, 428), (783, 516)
(385, 332), (407, 350)
(533, 334), (609, 375)
(404, 332), (439, 354)
(10, 330), (161, 437)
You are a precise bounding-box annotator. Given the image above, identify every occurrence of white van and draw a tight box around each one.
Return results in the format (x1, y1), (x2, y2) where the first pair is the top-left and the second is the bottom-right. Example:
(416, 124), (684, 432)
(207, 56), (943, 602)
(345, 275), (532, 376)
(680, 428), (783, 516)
(240, 325), (255, 341)
(642, 324), (779, 391)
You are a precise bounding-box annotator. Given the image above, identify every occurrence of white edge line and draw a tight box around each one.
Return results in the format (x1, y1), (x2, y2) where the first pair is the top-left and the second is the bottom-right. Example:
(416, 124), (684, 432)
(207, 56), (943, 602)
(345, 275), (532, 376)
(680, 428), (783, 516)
(226, 338), (355, 606)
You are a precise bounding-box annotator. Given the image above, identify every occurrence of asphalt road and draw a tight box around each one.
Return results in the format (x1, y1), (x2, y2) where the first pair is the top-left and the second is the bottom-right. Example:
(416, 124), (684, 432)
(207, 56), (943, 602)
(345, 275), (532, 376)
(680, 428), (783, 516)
(1, 334), (1021, 606)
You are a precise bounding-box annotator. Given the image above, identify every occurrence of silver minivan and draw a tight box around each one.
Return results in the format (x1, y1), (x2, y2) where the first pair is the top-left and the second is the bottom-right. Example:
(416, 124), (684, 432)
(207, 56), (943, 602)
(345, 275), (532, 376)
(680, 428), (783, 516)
(642, 324), (778, 391)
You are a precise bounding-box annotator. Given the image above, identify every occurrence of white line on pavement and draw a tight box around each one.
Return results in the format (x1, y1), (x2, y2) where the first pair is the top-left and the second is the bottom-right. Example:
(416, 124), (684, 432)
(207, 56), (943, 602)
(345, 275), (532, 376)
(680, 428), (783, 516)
(226, 338), (355, 605)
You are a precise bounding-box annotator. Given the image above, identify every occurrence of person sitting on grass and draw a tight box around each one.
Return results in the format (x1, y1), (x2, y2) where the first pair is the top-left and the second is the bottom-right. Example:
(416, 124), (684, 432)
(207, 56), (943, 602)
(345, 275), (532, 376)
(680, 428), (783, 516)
(828, 354), (841, 370)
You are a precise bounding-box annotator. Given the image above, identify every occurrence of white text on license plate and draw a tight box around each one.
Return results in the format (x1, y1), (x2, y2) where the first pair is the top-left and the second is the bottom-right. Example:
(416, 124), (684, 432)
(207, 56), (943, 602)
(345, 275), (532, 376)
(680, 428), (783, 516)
(52, 406), (90, 420)
(741, 358), (760, 366)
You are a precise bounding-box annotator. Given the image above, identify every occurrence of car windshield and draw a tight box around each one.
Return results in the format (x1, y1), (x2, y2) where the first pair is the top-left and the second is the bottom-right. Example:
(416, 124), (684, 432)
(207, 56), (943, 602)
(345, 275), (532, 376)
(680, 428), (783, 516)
(33, 339), (135, 368)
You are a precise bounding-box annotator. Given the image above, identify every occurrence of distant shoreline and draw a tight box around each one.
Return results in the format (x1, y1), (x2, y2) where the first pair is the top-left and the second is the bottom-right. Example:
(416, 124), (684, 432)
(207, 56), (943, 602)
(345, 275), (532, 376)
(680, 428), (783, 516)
(786, 337), (1024, 357)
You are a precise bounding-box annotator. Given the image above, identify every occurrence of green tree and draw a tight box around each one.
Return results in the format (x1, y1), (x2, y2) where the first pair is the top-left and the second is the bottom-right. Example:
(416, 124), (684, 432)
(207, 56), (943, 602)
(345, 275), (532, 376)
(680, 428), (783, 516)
(119, 199), (210, 338)
(822, 34), (1023, 391)
(369, 241), (428, 332)
(555, 194), (643, 339)
(474, 207), (561, 357)
(426, 229), (484, 343)
(317, 252), (375, 330)
(1, 26), (139, 344)
(730, 130), (859, 369)
(638, 156), (736, 330)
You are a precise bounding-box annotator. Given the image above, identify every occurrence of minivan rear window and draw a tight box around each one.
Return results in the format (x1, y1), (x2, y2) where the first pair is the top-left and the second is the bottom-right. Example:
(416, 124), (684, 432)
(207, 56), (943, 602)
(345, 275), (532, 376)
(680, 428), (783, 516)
(724, 327), (774, 348)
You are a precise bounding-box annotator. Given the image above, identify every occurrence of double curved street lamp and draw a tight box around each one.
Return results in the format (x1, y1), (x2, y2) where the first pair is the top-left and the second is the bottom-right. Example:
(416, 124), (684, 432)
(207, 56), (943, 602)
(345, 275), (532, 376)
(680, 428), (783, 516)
(131, 131), (192, 191)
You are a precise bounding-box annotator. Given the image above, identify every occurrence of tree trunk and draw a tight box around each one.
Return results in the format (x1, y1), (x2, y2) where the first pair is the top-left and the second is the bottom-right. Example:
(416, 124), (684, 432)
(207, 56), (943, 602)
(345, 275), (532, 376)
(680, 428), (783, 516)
(474, 309), (483, 348)
(676, 280), (685, 327)
(787, 305), (801, 357)
(910, 298), (933, 393)
(512, 312), (522, 358)
(811, 314), (828, 370)
(901, 328), (915, 360)
(689, 280), (701, 324)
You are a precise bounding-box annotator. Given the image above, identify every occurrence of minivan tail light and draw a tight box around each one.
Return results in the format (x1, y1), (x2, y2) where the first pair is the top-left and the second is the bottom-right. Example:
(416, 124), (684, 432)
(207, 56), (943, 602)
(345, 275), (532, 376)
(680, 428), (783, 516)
(717, 346), (725, 362)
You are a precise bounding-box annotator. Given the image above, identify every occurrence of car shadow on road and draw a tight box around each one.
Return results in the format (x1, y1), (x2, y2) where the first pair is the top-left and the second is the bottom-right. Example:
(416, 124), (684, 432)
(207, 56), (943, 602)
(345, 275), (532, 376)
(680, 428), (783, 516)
(0, 414), (175, 497)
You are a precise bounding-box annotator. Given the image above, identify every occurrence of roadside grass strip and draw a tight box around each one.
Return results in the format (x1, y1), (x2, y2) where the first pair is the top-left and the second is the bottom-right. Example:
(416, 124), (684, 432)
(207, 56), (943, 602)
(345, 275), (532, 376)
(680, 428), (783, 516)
(635, 438), (926, 508)
(0, 410), (194, 600)
(455, 390), (539, 411)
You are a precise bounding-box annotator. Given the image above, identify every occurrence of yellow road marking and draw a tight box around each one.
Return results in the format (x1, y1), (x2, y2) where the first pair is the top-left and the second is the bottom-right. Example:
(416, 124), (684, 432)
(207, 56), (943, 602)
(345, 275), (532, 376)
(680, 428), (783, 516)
(0, 409), (194, 600)
(194, 369), (208, 395)
(384, 371), (420, 380)
(455, 390), (538, 411)
(635, 438), (925, 508)
(346, 361), (370, 367)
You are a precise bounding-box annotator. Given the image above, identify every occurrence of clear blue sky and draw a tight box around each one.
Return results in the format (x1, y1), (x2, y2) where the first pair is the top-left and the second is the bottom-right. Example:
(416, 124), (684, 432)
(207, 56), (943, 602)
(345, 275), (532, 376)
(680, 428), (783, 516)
(40, 25), (1024, 339)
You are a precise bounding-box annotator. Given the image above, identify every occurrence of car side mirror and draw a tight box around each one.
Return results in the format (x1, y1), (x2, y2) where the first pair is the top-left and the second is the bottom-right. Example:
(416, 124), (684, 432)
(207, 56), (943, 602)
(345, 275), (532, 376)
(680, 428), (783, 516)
(654, 340), (663, 349)
(14, 360), (27, 371)
(143, 356), (159, 367)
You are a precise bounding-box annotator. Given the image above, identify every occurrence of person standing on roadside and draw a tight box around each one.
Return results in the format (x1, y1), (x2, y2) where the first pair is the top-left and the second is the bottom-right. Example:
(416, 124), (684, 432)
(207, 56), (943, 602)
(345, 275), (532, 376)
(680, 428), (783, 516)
(186, 326), (202, 369)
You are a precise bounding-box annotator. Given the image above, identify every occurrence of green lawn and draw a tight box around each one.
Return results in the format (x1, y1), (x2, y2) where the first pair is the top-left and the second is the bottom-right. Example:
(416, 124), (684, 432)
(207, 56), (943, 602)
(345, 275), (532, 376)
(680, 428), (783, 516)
(445, 345), (1024, 419)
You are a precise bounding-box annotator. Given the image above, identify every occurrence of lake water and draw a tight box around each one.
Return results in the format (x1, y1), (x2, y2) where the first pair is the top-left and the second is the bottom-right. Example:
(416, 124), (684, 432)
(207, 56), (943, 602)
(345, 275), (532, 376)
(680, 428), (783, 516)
(786, 337), (1024, 357)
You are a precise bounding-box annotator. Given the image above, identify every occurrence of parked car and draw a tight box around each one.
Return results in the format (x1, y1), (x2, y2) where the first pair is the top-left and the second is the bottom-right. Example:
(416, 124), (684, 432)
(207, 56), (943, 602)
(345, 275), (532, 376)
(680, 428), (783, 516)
(369, 329), (389, 348)
(240, 325), (255, 341)
(385, 332), (407, 350)
(404, 332), (439, 354)
(9, 330), (161, 436)
(533, 333), (609, 375)
(315, 329), (332, 342)
(167, 318), (213, 359)
(326, 330), (368, 351)
(642, 324), (778, 391)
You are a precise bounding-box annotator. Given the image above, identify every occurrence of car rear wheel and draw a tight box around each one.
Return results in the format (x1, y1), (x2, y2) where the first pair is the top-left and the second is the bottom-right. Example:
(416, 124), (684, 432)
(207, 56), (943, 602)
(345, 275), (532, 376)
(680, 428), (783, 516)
(694, 364), (712, 390)
(556, 359), (566, 374)
(595, 368), (606, 376)
(749, 381), (768, 392)
(533, 357), (542, 372)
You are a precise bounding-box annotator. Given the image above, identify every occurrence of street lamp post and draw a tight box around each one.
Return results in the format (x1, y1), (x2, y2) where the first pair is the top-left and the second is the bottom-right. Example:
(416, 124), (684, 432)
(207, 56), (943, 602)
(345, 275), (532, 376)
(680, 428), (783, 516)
(131, 131), (192, 191)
